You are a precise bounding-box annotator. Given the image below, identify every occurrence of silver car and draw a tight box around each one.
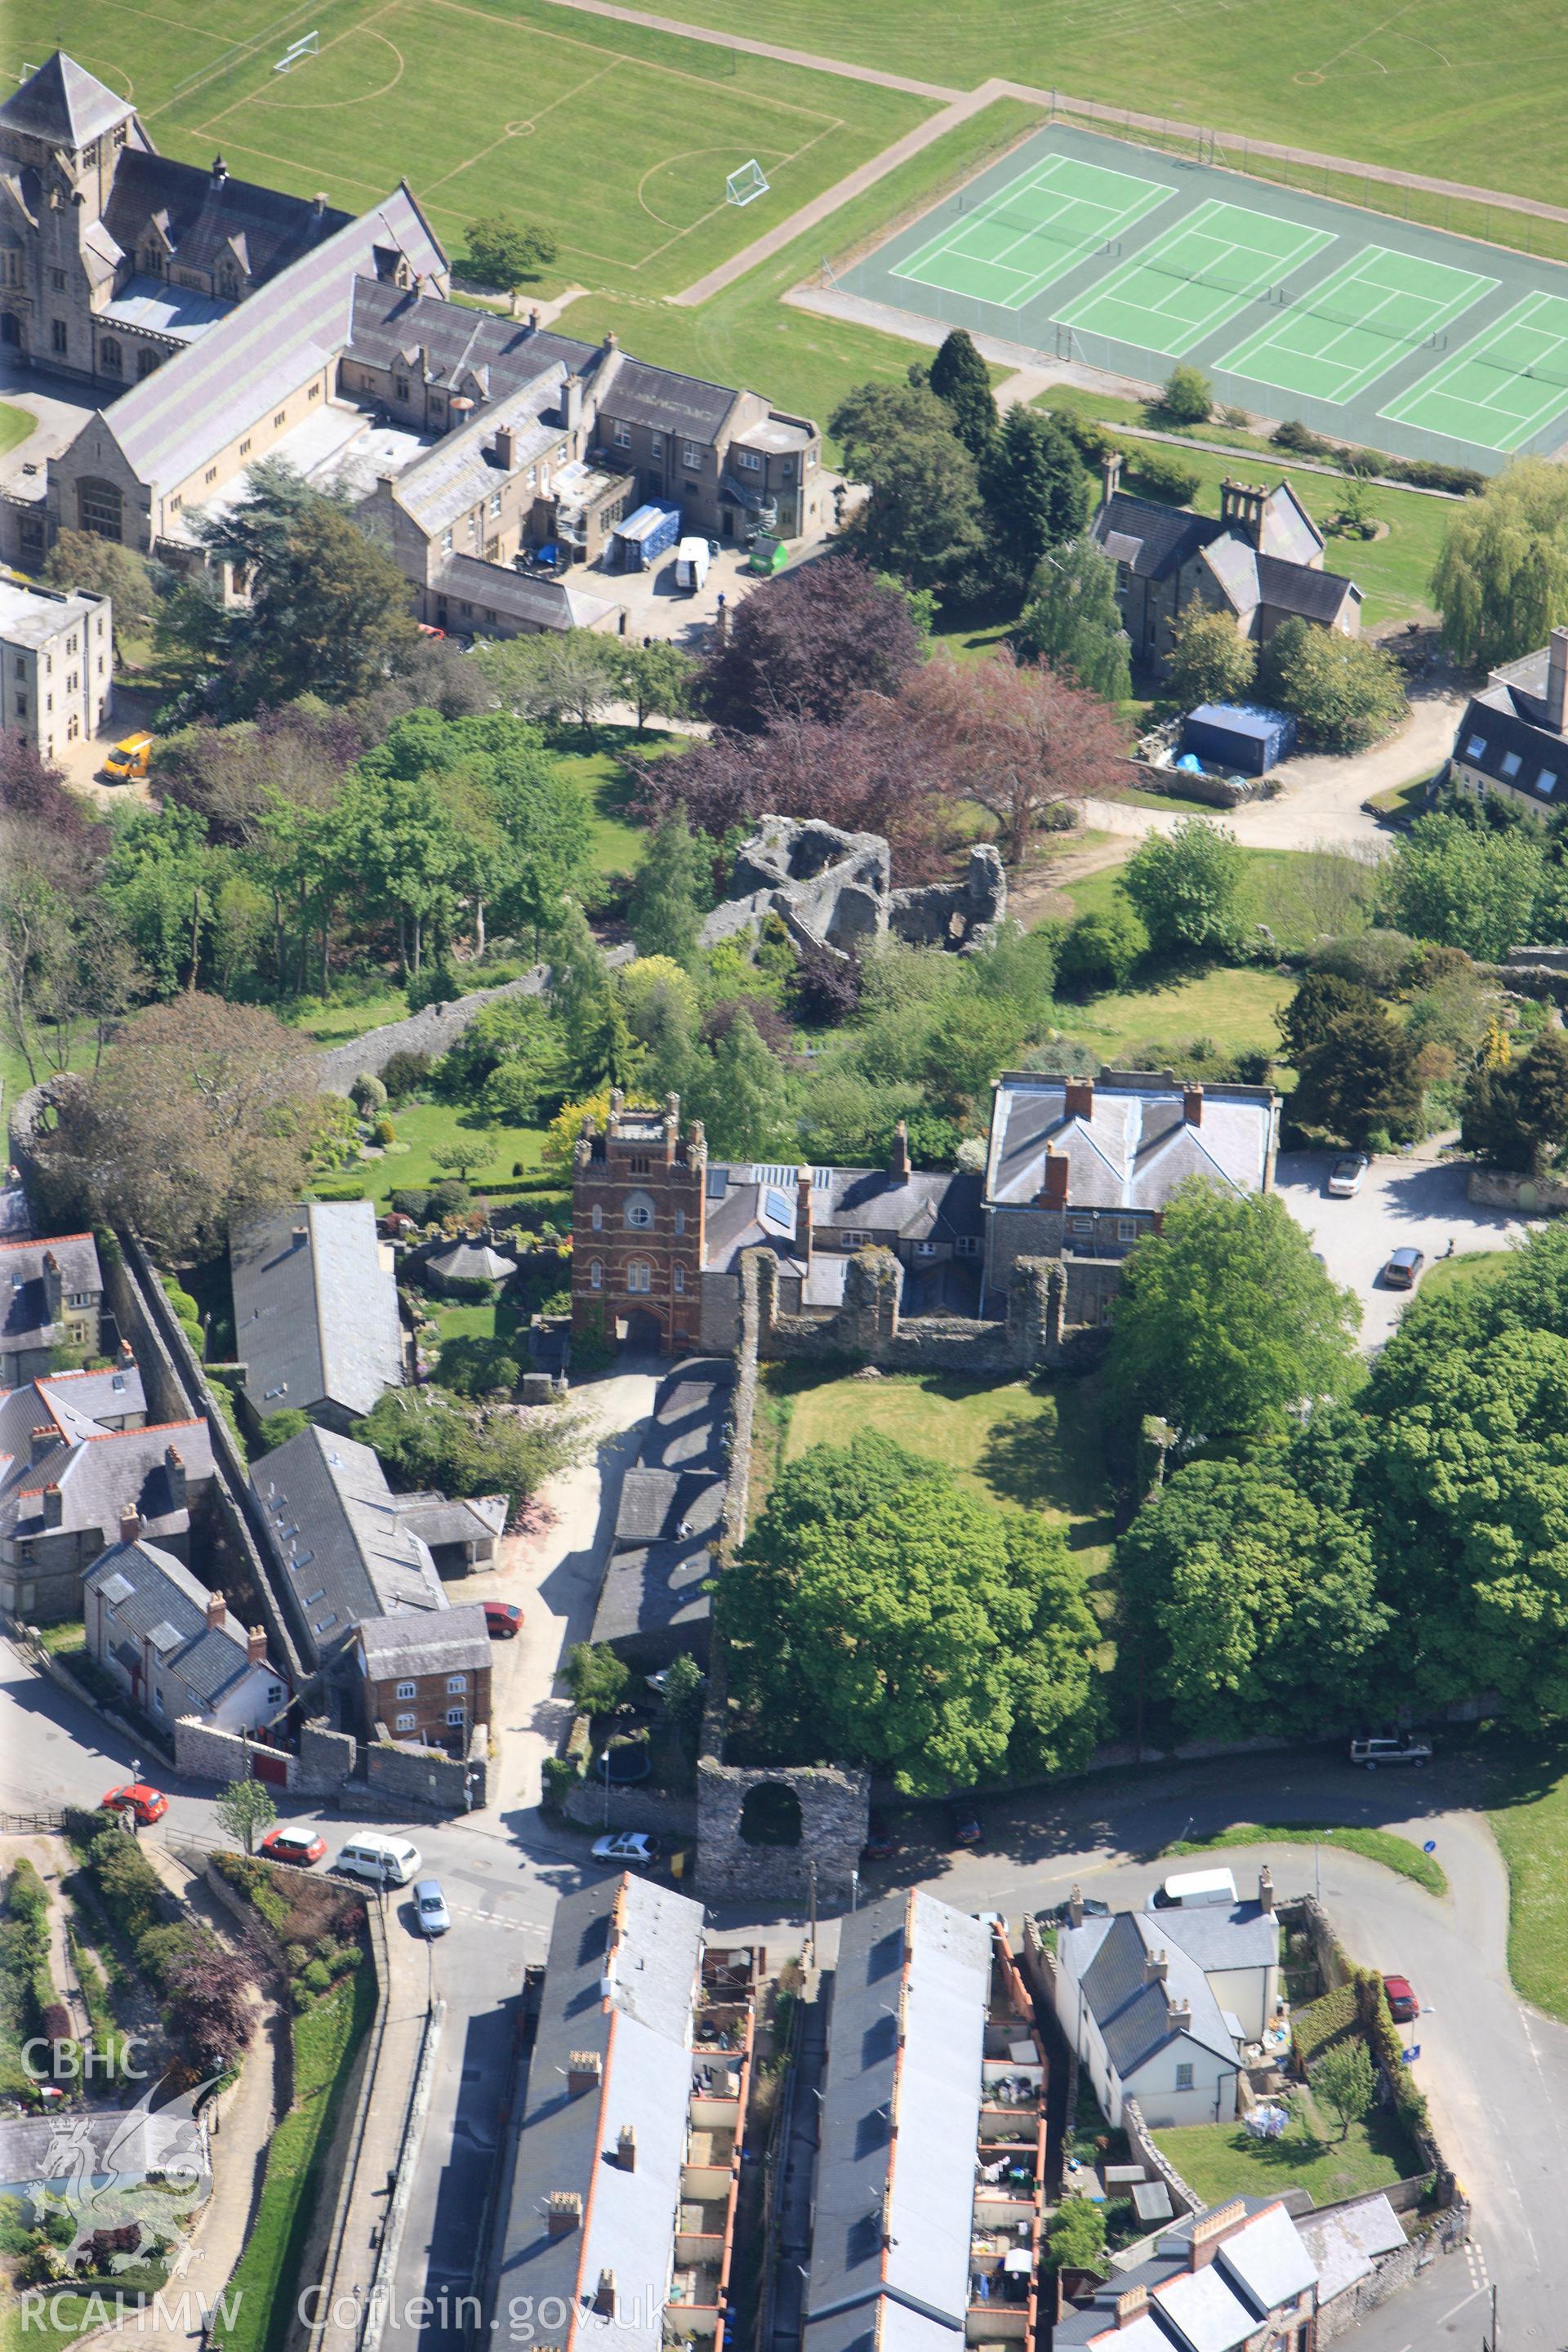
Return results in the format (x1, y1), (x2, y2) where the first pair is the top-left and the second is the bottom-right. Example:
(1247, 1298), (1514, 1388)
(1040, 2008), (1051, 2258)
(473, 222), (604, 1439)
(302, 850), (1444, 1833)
(412, 1878), (451, 1936)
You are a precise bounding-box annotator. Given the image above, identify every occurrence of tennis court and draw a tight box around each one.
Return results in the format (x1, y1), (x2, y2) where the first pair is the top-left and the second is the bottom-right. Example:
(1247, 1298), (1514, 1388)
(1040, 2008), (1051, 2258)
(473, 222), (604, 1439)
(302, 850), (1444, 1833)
(1218, 247), (1498, 405)
(1056, 199), (1334, 357)
(1382, 292), (1568, 451)
(891, 152), (1172, 311)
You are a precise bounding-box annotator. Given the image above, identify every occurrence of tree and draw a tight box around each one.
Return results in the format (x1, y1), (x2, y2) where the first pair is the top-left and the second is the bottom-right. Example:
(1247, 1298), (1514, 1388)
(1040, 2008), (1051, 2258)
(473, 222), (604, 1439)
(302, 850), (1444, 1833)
(1158, 363), (1213, 425)
(902, 647), (1128, 867)
(214, 1778), (277, 1856)
(462, 214), (558, 306)
(629, 812), (710, 965)
(1381, 813), (1546, 963)
(321, 759), (462, 976)
(617, 640), (694, 733)
(1279, 971), (1382, 1067)
(355, 1386), (589, 1513)
(1105, 1183), (1361, 1439)
(563, 1642), (629, 1715)
(42, 531), (162, 643)
(1431, 457), (1568, 667)
(1461, 1031), (1568, 1172)
(829, 381), (985, 590)
(718, 1432), (1102, 1793)
(927, 328), (998, 457)
(1047, 2200), (1107, 2278)
(255, 1407), (311, 1455)
(1312, 2039), (1377, 2140)
(0, 730), (91, 840)
(698, 1007), (791, 1158)
(979, 408), (1090, 591)
(1058, 899), (1147, 991)
(1258, 617), (1406, 751)
(658, 1650), (705, 1736)
(33, 996), (328, 1258)
(696, 555), (925, 733)
(1165, 604), (1256, 709)
(1292, 1007), (1424, 1145)
(549, 903), (633, 1089)
(1121, 815), (1247, 959)
(1013, 533), (1130, 701)
(472, 629), (624, 739)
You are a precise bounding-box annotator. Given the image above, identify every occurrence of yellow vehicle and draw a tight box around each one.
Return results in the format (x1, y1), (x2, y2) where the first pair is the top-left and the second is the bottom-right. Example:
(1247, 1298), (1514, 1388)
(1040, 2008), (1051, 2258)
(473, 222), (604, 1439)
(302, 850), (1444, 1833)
(102, 732), (154, 783)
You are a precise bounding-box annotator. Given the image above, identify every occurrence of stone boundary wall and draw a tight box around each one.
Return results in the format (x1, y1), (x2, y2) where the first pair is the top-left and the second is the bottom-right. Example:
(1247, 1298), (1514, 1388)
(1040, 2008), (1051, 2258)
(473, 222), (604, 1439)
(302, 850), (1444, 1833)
(1315, 2203), (1469, 2343)
(310, 969), (549, 1094)
(562, 1781), (698, 1835)
(172, 1711), (487, 1813)
(293, 1897), (390, 2352)
(1468, 1165), (1568, 1213)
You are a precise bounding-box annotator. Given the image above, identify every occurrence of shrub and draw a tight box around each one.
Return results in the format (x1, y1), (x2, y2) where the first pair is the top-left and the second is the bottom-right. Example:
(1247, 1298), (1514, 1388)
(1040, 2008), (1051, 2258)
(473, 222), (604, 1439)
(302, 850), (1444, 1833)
(301, 1959), (332, 1993)
(1310, 929), (1418, 993)
(1156, 363), (1212, 425)
(564, 1642), (629, 1714)
(1274, 418), (1335, 458)
(1058, 901), (1148, 991)
(404, 963), (461, 1012)
(1048, 2199), (1108, 2276)
(541, 1755), (580, 1809)
(1126, 447), (1201, 503)
(381, 1049), (434, 1102)
(372, 1116), (397, 1146)
(350, 1072), (387, 1116)
(256, 1406), (311, 1455)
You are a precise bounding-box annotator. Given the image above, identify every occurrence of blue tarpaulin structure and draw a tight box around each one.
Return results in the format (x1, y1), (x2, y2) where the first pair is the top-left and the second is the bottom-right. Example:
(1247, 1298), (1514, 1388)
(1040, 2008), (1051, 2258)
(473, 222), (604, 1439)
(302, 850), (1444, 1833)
(611, 500), (681, 571)
(1182, 702), (1297, 776)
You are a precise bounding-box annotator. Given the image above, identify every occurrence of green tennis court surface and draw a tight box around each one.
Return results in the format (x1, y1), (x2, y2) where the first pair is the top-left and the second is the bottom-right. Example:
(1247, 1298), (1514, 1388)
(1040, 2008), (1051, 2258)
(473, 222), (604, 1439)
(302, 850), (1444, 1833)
(1382, 292), (1568, 451)
(1218, 247), (1497, 405)
(890, 154), (1172, 311)
(1058, 198), (1334, 357)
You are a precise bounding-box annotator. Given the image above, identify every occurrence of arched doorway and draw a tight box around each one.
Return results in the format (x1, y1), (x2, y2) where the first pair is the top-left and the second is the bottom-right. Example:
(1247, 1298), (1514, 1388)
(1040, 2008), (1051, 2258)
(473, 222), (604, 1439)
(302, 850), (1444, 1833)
(621, 1306), (662, 1352)
(0, 313), (21, 351)
(738, 1782), (804, 1847)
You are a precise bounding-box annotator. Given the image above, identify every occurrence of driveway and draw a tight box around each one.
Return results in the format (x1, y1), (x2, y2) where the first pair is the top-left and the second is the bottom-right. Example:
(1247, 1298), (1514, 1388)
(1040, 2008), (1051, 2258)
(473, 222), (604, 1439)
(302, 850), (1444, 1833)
(1275, 1146), (1531, 1348)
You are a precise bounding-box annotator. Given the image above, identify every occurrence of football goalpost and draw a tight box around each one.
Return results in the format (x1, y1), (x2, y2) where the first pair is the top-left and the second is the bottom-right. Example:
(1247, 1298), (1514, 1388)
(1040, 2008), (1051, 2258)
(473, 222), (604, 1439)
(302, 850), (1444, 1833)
(273, 29), (319, 72)
(726, 158), (768, 207)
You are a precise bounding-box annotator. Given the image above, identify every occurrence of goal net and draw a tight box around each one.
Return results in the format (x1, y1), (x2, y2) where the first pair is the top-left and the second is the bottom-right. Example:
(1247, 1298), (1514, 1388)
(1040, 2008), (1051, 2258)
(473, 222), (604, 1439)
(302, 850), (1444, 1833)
(273, 29), (319, 72)
(726, 158), (769, 207)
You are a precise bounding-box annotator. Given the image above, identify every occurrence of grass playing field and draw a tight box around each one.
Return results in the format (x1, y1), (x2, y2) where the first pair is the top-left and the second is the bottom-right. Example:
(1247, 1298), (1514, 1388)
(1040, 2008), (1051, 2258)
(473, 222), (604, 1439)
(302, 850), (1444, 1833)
(1, 0), (926, 300)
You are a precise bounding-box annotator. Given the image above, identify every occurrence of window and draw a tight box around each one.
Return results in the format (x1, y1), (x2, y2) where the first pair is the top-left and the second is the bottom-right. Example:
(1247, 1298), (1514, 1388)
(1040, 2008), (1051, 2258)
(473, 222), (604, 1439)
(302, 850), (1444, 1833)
(781, 460), (795, 481)
(674, 1209), (685, 1235)
(1539, 769), (1559, 795)
(137, 351), (159, 378)
(442, 526), (453, 553)
(840, 1228), (870, 1247)
(1116, 1217), (1138, 1242)
(66, 1290), (96, 1309)
(684, 479), (699, 495)
(1464, 734), (1487, 760)
(1501, 750), (1522, 777)
(491, 491), (502, 517)
(169, 496), (181, 513)
(446, 1674), (466, 1694)
(591, 1204), (603, 1231)
(682, 442), (702, 469)
(100, 337), (122, 375)
(394, 377), (409, 402)
(1174, 2063), (1194, 2091)
(674, 1266), (685, 1294)
(630, 1155), (650, 1174)
(239, 438), (251, 456)
(204, 466), (217, 485)
(737, 449), (761, 471)
(153, 1687), (166, 1713)
(395, 1680), (416, 1700)
(1068, 1214), (1094, 1238)
(650, 433), (664, 455)
(50, 268), (65, 292)
(626, 1201), (653, 1230)
(395, 1712), (416, 1732)
(612, 421), (631, 448)
(308, 382), (319, 400)
(446, 1706), (466, 1726)
(627, 1260), (652, 1293)
(51, 320), (67, 354)
(78, 479), (122, 541)
(955, 1236), (980, 1258)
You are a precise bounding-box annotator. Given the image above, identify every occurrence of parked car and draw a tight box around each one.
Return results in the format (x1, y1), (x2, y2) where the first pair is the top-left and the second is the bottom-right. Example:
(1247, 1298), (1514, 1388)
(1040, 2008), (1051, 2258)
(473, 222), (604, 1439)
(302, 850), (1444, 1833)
(332, 1833), (421, 1886)
(1326, 1153), (1370, 1197)
(100, 1783), (167, 1824)
(1041, 1895), (1111, 1926)
(412, 1879), (451, 1937)
(1383, 1246), (1426, 1290)
(260, 1826), (326, 1867)
(1350, 1734), (1432, 1771)
(482, 1600), (523, 1638)
(1383, 1974), (1419, 2022)
(951, 1807), (982, 1847)
(592, 1832), (660, 1865)
(862, 1813), (897, 1861)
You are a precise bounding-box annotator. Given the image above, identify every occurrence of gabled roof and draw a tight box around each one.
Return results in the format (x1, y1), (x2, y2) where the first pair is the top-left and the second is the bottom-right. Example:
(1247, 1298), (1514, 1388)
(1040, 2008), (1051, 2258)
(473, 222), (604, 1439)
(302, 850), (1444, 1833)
(82, 1532), (278, 1705)
(0, 52), (134, 149)
(1454, 679), (1568, 804)
(102, 152), (353, 300)
(0, 1406), (212, 1546)
(986, 1071), (1276, 1214)
(1092, 491), (1221, 581)
(1058, 1910), (1242, 2078)
(357, 1602), (490, 1679)
(598, 357), (737, 442)
(1254, 551), (1357, 624)
(231, 1201), (402, 1423)
(252, 1423), (447, 1661)
(1057, 2199), (1321, 2352)
(0, 1232), (100, 1352)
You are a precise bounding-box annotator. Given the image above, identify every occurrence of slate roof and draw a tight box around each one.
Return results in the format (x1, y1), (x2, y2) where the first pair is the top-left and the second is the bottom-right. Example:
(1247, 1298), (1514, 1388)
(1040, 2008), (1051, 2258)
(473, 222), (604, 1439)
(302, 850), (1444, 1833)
(0, 1232), (100, 1354)
(0, 52), (134, 148)
(83, 1533), (281, 1707)
(498, 1874), (705, 2352)
(1454, 662), (1568, 804)
(99, 184), (445, 497)
(702, 1164), (982, 1274)
(1254, 550), (1356, 624)
(613, 1466), (724, 1546)
(804, 1891), (991, 2352)
(358, 1602), (490, 1680)
(597, 358), (737, 442)
(1058, 1910), (1240, 2080)
(30, 1362), (145, 1436)
(1154, 1901), (1281, 1975)
(101, 150), (354, 301)
(0, 1401), (212, 1549)
(434, 553), (621, 633)
(1296, 2194), (1402, 2305)
(1093, 492), (1222, 581)
(252, 1424), (447, 1663)
(344, 275), (600, 395)
(1094, 480), (1348, 617)
(1056, 2199), (1322, 2352)
(590, 1361), (729, 1650)
(231, 1201), (402, 1423)
(985, 1072), (1276, 1214)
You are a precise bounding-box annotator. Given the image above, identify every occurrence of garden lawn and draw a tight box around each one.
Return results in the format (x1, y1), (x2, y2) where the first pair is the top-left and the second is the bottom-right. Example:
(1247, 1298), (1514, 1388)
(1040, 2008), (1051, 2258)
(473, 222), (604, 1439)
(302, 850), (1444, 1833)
(1163, 1822), (1447, 1896)
(0, 404), (35, 458)
(546, 724), (688, 874)
(1057, 966), (1293, 1067)
(1061, 845), (1378, 958)
(213, 1964), (377, 2352)
(1154, 2085), (1419, 2210)
(765, 1365), (1116, 1574)
(1419, 1249), (1513, 1303)
(347, 1098), (546, 1208)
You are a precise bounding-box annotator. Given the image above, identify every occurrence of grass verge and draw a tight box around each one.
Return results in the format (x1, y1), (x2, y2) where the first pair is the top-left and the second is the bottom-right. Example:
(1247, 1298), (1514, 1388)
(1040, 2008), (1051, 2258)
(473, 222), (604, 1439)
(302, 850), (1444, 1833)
(1486, 1740), (1568, 2023)
(1155, 2084), (1419, 2209)
(1163, 1821), (1448, 1896)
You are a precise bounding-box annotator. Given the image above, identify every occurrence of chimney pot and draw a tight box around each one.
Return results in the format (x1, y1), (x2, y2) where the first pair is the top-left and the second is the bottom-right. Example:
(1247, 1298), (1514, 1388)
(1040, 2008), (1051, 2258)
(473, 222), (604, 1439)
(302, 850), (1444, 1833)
(1189, 2200), (1248, 2268)
(1183, 1083), (1204, 1127)
(1116, 2287), (1148, 2328)
(1145, 1947), (1169, 1984)
(211, 153), (228, 185)
(206, 1590), (227, 1631)
(118, 1505), (140, 1544)
(529, 306), (541, 329)
(1258, 1864), (1275, 1914)
(616, 2123), (637, 2171)
(603, 329), (617, 350)
(546, 2191), (582, 2238)
(247, 1626), (268, 1666)
(313, 190), (328, 215)
(568, 2048), (603, 2097)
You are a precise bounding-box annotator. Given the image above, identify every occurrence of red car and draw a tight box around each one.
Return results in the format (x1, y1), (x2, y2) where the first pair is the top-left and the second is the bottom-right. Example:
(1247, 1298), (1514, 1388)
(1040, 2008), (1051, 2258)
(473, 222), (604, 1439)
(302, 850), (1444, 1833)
(261, 1826), (326, 1867)
(1383, 1974), (1419, 2022)
(483, 1600), (523, 1639)
(101, 1783), (167, 1824)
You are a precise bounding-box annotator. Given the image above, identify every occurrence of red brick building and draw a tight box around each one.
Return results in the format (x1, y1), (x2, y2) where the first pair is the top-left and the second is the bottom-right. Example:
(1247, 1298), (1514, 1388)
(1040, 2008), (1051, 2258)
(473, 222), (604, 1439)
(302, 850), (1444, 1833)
(572, 1092), (706, 1353)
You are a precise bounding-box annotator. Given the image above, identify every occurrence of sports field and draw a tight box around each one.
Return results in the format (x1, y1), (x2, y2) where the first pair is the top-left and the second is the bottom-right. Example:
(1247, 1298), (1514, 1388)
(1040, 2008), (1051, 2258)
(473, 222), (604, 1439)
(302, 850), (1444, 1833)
(1, 0), (925, 296)
(841, 122), (1568, 469)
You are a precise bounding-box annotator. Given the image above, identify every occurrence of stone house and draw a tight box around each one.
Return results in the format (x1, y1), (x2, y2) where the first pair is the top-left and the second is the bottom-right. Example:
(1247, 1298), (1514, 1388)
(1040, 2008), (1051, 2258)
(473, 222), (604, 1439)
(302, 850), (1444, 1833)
(229, 1200), (403, 1435)
(0, 1232), (105, 1385)
(1093, 459), (1361, 681)
(83, 1523), (287, 1734)
(354, 1606), (491, 1751)
(1055, 2198), (1319, 2352)
(1448, 624), (1568, 812)
(0, 581), (111, 764)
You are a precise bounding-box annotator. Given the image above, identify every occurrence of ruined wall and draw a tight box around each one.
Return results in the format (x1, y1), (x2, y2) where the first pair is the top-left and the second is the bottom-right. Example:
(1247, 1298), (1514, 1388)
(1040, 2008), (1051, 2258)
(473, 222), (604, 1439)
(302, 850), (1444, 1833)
(694, 1757), (870, 1907)
(744, 1245), (1067, 1374)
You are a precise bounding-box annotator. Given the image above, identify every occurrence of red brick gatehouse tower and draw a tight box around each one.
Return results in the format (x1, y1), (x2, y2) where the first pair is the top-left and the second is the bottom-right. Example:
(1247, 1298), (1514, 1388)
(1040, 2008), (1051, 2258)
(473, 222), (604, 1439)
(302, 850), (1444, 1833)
(572, 1091), (706, 1352)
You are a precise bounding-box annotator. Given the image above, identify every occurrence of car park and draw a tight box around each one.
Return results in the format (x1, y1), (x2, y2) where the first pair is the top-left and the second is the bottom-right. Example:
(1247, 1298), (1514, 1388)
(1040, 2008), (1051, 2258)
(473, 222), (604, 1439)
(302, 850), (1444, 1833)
(100, 1782), (167, 1824)
(1383, 1246), (1426, 1289)
(592, 1831), (660, 1864)
(260, 1827), (325, 1866)
(1350, 1734), (1432, 1770)
(1326, 1153), (1370, 1197)
(412, 1879), (451, 1936)
(482, 1600), (523, 1638)
(1383, 1974), (1419, 2021)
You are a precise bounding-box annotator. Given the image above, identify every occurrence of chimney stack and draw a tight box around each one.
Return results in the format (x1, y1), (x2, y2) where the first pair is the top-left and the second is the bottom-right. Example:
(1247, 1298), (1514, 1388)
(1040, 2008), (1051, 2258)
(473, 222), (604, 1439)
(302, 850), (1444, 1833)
(118, 1506), (140, 1544)
(211, 153), (229, 186)
(43, 1485), (64, 1529)
(616, 2124), (637, 2172)
(1067, 1883), (1084, 1929)
(1548, 626), (1568, 735)
(1188, 2201), (1247, 2270)
(40, 1250), (62, 1323)
(890, 1119), (911, 1183)
(564, 374), (583, 434)
(795, 1167), (813, 1270)
(312, 190), (328, 216)
(593, 2271), (617, 2318)
(1168, 1993), (1192, 2028)
(247, 1627), (268, 1666)
(1183, 1083), (1204, 1127)
(118, 1338), (135, 1365)
(164, 1445), (187, 1510)
(568, 2049), (604, 2097)
(29, 1426), (55, 1465)
(1100, 450), (1122, 506)
(546, 2191), (582, 2238)
(1258, 1864), (1275, 1915)
(1144, 1947), (1169, 1984)
(528, 306), (541, 330)
(1039, 1147), (1069, 1209)
(1116, 2287), (1148, 2328)
(495, 424), (516, 472)
(1063, 1076), (1094, 1121)
(206, 1590), (227, 1631)
(603, 329), (617, 351)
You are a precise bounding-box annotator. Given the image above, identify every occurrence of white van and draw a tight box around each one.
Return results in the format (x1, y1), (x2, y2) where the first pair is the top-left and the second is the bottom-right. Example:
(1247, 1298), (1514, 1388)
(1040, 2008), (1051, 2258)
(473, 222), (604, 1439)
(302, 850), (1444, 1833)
(675, 536), (710, 592)
(332, 1833), (422, 1887)
(1147, 1866), (1238, 1913)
